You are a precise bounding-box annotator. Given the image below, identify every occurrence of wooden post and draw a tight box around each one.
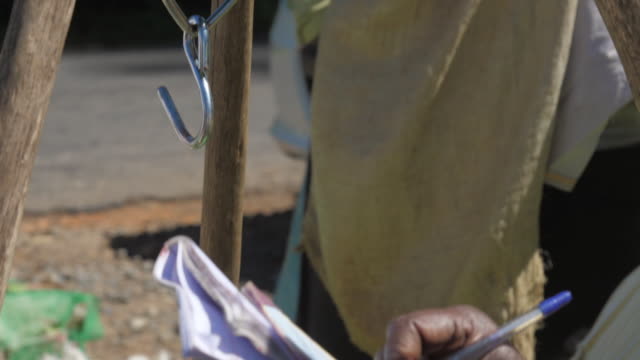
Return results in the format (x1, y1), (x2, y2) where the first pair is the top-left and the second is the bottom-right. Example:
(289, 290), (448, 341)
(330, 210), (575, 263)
(0, 0), (75, 304)
(200, 0), (254, 284)
(596, 0), (640, 108)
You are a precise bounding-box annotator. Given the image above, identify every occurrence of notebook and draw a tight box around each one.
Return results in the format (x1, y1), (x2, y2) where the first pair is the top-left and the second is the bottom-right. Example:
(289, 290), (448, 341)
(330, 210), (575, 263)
(153, 236), (336, 360)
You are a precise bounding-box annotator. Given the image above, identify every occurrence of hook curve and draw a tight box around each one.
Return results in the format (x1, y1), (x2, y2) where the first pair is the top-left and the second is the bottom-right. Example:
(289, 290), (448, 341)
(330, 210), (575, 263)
(157, 16), (212, 149)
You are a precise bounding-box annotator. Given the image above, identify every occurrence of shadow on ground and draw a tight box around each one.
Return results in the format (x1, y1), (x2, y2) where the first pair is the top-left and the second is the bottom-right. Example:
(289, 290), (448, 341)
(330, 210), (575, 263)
(109, 210), (292, 292)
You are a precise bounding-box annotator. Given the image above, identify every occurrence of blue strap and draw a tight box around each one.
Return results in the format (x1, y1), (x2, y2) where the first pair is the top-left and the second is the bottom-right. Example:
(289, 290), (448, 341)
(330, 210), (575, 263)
(273, 171), (308, 320)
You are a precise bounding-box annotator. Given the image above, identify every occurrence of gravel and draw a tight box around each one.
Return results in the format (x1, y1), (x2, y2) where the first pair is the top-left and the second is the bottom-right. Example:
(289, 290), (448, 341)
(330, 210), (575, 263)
(12, 207), (292, 359)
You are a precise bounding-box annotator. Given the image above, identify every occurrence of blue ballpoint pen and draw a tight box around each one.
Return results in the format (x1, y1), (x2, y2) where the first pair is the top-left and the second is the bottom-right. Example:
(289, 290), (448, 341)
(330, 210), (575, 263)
(441, 291), (573, 360)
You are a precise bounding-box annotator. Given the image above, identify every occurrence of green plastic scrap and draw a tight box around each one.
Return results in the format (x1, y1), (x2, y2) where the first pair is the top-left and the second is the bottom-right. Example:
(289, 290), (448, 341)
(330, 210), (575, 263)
(0, 288), (103, 360)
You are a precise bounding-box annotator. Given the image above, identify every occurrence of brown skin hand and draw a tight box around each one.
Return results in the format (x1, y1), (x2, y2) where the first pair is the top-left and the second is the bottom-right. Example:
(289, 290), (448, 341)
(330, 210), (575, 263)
(376, 306), (524, 360)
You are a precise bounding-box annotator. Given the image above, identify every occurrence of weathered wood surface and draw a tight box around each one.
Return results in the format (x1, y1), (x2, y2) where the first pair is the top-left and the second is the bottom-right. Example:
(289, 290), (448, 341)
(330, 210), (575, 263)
(200, 0), (254, 284)
(0, 0), (76, 304)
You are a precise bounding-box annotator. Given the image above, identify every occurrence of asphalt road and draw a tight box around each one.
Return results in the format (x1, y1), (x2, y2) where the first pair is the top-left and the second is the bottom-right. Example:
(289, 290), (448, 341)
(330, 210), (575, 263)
(25, 46), (304, 213)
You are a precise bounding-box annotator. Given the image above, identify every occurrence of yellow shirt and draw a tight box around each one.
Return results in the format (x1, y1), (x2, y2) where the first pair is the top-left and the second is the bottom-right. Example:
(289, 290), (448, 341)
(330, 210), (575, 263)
(290, 0), (640, 192)
(304, 1), (577, 358)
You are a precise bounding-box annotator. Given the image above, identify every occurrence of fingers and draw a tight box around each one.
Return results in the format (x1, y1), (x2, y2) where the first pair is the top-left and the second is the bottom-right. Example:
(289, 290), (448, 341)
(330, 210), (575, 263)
(382, 313), (427, 359)
(380, 306), (510, 360)
(483, 345), (524, 360)
(382, 307), (471, 359)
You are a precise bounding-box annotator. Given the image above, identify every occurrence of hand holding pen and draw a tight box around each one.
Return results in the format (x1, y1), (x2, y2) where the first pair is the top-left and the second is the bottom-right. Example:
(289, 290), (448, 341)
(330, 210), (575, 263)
(376, 291), (572, 360)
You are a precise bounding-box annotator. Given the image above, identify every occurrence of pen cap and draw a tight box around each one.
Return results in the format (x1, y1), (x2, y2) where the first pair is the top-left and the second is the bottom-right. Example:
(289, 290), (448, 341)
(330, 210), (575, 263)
(539, 291), (573, 316)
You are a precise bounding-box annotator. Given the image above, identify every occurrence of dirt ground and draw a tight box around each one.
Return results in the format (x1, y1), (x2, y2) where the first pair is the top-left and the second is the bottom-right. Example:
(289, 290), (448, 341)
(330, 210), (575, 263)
(14, 193), (295, 360)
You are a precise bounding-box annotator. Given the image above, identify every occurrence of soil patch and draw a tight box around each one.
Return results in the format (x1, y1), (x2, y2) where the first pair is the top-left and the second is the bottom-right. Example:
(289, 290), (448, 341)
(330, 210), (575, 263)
(13, 196), (294, 360)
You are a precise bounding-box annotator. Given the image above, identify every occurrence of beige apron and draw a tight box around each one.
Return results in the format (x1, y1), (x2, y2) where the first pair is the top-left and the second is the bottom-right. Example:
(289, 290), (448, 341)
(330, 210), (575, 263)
(303, 0), (578, 358)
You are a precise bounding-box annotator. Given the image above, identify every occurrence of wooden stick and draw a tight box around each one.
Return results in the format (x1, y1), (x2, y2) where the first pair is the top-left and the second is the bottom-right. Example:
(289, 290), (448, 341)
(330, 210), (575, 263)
(0, 0), (75, 304)
(596, 0), (640, 108)
(200, 0), (254, 284)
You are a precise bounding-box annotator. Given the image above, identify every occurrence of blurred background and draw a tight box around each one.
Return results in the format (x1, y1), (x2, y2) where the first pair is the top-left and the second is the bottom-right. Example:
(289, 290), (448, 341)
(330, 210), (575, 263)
(0, 1), (279, 48)
(1, 2), (305, 359)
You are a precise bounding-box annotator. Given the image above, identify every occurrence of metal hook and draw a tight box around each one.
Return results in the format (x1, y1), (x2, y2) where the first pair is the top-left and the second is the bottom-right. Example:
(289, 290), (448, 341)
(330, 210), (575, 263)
(158, 0), (238, 148)
(161, 0), (238, 34)
(205, 0), (238, 28)
(157, 16), (212, 149)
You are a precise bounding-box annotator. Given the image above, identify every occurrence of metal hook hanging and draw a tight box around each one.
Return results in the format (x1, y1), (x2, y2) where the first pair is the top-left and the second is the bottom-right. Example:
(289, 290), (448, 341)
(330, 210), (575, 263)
(157, 0), (238, 149)
(161, 0), (238, 35)
(158, 16), (211, 149)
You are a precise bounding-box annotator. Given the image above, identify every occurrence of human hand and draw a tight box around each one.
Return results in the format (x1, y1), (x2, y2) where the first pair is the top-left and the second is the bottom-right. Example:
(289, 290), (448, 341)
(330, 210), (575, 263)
(375, 306), (524, 360)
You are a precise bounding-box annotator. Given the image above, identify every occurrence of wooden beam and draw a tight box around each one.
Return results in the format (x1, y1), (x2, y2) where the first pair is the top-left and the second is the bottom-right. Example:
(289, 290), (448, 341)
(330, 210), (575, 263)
(200, 0), (254, 284)
(0, 0), (76, 304)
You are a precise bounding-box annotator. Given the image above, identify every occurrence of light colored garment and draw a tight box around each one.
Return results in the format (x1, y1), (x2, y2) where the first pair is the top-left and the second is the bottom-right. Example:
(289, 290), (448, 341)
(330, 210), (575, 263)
(303, 0), (578, 357)
(571, 265), (640, 359)
(546, 0), (637, 191)
(269, 0), (311, 159)
(278, 0), (640, 190)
